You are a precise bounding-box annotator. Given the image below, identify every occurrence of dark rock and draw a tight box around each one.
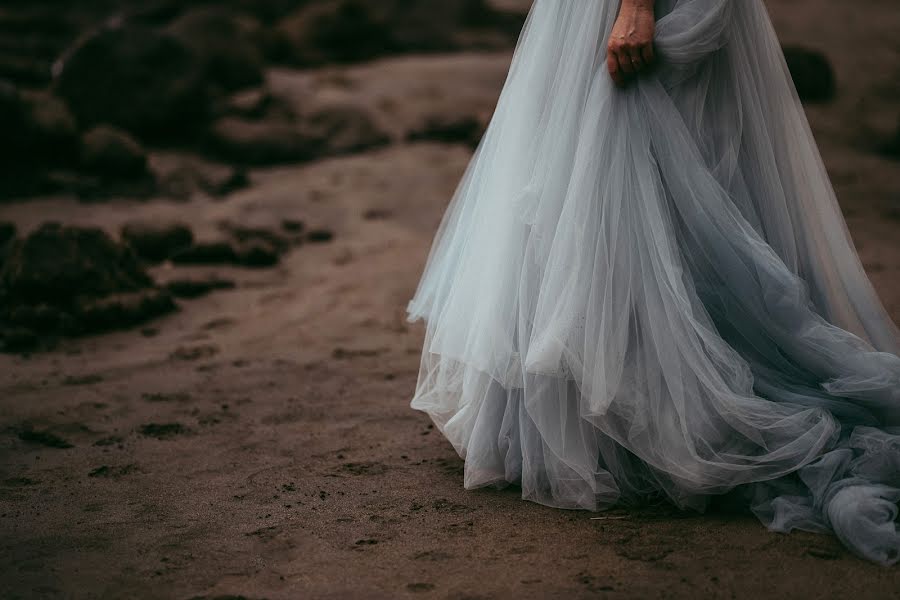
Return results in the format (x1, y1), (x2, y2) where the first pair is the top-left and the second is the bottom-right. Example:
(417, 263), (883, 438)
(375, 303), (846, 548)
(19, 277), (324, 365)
(224, 0), (302, 23)
(277, 0), (518, 65)
(303, 103), (390, 156)
(93, 435), (123, 447)
(307, 229), (335, 243)
(7, 304), (73, 333)
(880, 117), (900, 160)
(139, 422), (189, 439)
(0, 82), (79, 198)
(142, 391), (192, 403)
(0, 222), (13, 269)
(236, 240), (280, 267)
(88, 464), (136, 478)
(212, 169), (251, 196)
(36, 169), (158, 202)
(171, 241), (239, 265)
(783, 46), (836, 103)
(220, 222), (291, 253)
(167, 8), (266, 92)
(41, 170), (102, 197)
(126, 0), (188, 26)
(170, 344), (219, 361)
(2, 224), (152, 302)
(169, 228), (286, 268)
(0, 223), (176, 348)
(121, 220), (194, 263)
(0, 222), (14, 246)
(278, 1), (393, 65)
(17, 89), (79, 162)
(17, 427), (73, 449)
(81, 125), (149, 178)
(1, 327), (39, 353)
(75, 290), (176, 332)
(207, 117), (313, 164)
(407, 113), (485, 148)
(363, 208), (392, 220)
(281, 219), (305, 233)
(55, 25), (210, 140)
(63, 373), (104, 385)
(165, 277), (235, 299)
(154, 160), (249, 201)
(217, 222), (290, 266)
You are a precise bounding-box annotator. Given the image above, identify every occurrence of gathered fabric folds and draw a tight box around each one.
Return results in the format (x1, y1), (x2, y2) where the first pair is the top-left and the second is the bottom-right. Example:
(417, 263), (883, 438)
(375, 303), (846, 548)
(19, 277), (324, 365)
(405, 0), (900, 565)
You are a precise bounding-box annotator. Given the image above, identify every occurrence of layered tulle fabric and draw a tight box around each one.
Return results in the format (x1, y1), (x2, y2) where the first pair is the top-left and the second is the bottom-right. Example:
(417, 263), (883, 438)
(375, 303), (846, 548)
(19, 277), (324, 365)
(406, 0), (900, 565)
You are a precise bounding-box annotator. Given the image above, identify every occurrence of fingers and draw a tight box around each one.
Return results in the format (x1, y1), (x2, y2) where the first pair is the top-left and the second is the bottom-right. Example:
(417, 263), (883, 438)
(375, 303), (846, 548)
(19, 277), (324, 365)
(607, 52), (625, 87)
(617, 49), (636, 76)
(607, 41), (656, 87)
(628, 49), (645, 72)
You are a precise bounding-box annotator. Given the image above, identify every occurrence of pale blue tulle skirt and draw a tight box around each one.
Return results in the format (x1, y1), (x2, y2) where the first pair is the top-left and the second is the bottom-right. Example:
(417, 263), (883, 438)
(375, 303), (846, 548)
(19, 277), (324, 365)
(406, 0), (900, 565)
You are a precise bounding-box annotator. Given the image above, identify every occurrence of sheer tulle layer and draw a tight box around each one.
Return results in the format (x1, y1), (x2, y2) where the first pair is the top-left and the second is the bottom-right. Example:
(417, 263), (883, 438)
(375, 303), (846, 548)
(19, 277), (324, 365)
(406, 0), (900, 565)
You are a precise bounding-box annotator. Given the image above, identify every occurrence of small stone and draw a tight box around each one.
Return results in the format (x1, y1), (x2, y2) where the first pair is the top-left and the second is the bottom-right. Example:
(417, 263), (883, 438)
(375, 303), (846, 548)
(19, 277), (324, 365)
(18, 428), (73, 449)
(165, 277), (235, 299)
(237, 240), (280, 267)
(307, 229), (335, 243)
(138, 423), (189, 439)
(121, 220), (195, 263)
(407, 113), (484, 148)
(64, 374), (104, 386)
(170, 241), (239, 265)
(222, 223), (290, 252)
(281, 219), (305, 233)
(210, 168), (250, 197)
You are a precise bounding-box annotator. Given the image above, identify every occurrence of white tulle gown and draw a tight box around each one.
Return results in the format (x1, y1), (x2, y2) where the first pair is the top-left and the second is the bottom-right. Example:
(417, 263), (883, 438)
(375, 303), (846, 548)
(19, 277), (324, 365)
(405, 0), (900, 565)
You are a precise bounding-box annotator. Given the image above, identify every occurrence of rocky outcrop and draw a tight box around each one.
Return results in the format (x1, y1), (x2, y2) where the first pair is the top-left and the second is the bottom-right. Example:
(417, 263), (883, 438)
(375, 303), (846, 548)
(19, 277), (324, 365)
(0, 224), (176, 351)
(277, 0), (521, 65)
(1, 0), (524, 201)
(55, 25), (211, 140)
(166, 7), (266, 93)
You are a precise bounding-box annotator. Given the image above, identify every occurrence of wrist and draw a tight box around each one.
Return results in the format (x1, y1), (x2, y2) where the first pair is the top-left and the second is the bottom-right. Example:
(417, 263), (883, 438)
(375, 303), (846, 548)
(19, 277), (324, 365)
(620, 0), (654, 12)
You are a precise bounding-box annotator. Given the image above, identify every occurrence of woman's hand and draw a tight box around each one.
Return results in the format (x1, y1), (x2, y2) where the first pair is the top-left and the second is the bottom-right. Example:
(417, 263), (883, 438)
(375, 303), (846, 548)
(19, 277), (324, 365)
(607, 0), (656, 87)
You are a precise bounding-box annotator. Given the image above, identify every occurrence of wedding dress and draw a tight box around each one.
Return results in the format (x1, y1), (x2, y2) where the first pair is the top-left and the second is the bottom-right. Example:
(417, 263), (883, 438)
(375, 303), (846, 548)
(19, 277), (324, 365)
(405, 0), (900, 565)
